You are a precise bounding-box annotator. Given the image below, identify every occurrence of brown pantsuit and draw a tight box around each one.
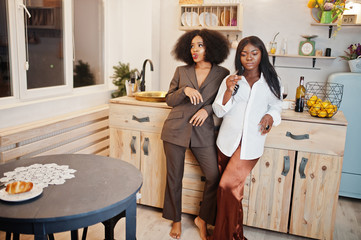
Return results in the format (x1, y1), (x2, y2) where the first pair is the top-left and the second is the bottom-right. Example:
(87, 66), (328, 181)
(213, 143), (259, 240)
(162, 141), (220, 225)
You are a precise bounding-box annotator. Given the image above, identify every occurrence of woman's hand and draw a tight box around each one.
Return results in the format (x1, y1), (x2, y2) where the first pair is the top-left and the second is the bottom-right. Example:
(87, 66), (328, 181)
(225, 75), (241, 94)
(184, 87), (203, 105)
(189, 109), (208, 126)
(222, 75), (241, 105)
(258, 114), (274, 135)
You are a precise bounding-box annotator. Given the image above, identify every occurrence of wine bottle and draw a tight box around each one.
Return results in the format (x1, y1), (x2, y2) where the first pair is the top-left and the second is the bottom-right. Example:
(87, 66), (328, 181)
(295, 76), (306, 112)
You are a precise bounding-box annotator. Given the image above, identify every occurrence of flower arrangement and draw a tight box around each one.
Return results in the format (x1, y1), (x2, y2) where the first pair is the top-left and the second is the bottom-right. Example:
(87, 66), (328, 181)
(307, 0), (346, 13)
(339, 43), (361, 61)
(307, 0), (347, 36)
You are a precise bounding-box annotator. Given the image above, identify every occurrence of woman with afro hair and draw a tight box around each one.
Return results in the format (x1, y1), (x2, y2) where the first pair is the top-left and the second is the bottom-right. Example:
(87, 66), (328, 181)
(161, 29), (230, 240)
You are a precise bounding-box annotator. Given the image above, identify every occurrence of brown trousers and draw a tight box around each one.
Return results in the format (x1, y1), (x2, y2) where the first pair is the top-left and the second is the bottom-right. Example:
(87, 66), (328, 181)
(162, 141), (220, 224)
(212, 143), (259, 240)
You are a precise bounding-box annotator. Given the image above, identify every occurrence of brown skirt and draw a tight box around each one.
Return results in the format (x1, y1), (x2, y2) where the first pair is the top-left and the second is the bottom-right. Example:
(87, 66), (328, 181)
(212, 143), (259, 240)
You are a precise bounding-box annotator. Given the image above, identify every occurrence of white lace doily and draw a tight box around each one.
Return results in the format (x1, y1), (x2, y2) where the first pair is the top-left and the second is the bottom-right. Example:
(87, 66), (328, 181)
(0, 163), (76, 188)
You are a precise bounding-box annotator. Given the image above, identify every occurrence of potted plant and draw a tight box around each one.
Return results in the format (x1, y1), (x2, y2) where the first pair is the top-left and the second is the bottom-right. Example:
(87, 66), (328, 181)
(111, 62), (139, 98)
(339, 43), (361, 72)
(73, 60), (95, 87)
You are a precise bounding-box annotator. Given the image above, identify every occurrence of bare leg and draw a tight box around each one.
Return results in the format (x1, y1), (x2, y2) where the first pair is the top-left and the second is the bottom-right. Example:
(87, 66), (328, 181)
(194, 216), (208, 240)
(170, 221), (181, 239)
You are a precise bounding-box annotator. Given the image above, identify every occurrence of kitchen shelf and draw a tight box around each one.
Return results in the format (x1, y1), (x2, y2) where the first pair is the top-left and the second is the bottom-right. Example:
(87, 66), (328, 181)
(311, 23), (361, 38)
(178, 4), (243, 31)
(269, 54), (336, 70)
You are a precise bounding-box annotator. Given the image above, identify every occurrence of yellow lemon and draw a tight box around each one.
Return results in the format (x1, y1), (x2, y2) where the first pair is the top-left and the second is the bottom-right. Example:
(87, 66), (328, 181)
(321, 100), (331, 109)
(325, 105), (335, 114)
(327, 112), (334, 118)
(310, 95), (318, 101)
(332, 105), (338, 112)
(318, 110), (328, 118)
(316, 97), (322, 104)
(309, 107), (318, 116)
(313, 103), (322, 112)
(307, 100), (316, 108)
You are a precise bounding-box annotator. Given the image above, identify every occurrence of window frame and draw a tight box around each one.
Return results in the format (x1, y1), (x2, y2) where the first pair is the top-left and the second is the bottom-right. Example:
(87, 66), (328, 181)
(1, 0), (107, 105)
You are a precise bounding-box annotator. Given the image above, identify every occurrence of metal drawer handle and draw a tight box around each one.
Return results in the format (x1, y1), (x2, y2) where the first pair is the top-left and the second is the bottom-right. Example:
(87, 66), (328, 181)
(281, 156), (290, 176)
(143, 137), (149, 156)
(299, 157), (308, 179)
(130, 136), (136, 154)
(286, 131), (309, 140)
(132, 115), (150, 123)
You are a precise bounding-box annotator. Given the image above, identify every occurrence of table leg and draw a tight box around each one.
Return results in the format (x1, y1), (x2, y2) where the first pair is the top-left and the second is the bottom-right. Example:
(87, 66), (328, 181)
(71, 230), (79, 240)
(102, 211), (125, 240)
(34, 235), (48, 240)
(12, 233), (19, 240)
(82, 227), (88, 240)
(125, 200), (137, 240)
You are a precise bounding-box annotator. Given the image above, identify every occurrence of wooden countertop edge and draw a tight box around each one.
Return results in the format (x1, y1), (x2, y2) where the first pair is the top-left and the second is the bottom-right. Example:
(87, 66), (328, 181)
(109, 97), (348, 126)
(281, 109), (347, 126)
(110, 96), (171, 109)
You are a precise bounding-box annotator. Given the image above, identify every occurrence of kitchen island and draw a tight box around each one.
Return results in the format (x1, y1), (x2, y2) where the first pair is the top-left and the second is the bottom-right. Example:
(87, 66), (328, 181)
(109, 96), (347, 240)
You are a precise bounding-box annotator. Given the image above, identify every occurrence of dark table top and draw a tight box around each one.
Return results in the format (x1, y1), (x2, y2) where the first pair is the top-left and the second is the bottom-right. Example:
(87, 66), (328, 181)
(0, 154), (143, 234)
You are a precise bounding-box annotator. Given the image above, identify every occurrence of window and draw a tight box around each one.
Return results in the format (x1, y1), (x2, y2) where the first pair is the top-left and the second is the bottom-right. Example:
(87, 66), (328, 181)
(0, 0), (105, 102)
(0, 0), (11, 98)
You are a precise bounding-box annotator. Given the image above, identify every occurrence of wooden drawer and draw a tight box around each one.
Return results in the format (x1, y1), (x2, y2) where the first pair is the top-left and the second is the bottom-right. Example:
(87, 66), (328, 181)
(182, 188), (203, 215)
(183, 163), (205, 191)
(265, 120), (347, 156)
(109, 104), (170, 133)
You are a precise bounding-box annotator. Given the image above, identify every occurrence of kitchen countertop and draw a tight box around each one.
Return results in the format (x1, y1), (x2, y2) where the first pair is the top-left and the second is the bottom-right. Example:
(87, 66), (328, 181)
(110, 96), (347, 126)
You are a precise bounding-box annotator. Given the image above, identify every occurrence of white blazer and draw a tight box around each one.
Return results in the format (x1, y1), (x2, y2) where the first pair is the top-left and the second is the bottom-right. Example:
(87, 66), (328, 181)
(212, 73), (282, 160)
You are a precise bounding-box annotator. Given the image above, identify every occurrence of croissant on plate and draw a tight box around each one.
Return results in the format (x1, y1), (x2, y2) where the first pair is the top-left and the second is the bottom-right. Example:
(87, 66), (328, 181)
(5, 181), (33, 194)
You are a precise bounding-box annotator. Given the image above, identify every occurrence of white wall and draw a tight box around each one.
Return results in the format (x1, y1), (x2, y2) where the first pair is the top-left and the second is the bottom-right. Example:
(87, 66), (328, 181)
(148, 0), (360, 99)
(1, 0), (360, 129)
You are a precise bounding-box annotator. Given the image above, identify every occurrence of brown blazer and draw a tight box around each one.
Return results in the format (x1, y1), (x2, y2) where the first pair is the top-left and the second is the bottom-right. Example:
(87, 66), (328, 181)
(161, 64), (230, 148)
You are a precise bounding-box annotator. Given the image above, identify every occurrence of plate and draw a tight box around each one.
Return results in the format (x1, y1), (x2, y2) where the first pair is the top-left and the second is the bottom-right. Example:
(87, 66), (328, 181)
(199, 12), (207, 27)
(0, 185), (43, 202)
(301, 35), (318, 39)
(183, 12), (199, 26)
(221, 10), (230, 26)
(181, 12), (187, 26)
(133, 91), (167, 102)
(199, 12), (218, 27)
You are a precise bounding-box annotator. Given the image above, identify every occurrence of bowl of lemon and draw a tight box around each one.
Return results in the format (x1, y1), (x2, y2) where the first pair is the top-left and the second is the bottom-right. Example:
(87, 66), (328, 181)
(305, 82), (344, 118)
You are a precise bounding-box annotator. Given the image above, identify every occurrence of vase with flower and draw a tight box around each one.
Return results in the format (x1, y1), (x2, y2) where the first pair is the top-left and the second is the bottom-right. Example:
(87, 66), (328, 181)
(340, 43), (361, 72)
(307, 0), (347, 26)
(308, 0), (347, 37)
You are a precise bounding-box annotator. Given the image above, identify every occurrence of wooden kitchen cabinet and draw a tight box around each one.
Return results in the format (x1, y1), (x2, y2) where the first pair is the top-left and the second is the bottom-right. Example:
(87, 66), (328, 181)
(245, 110), (347, 240)
(109, 97), (205, 213)
(109, 97), (347, 239)
(109, 98), (170, 208)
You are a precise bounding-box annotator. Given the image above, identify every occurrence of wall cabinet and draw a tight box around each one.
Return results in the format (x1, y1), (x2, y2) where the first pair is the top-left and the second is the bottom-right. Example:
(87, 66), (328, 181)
(179, 4), (243, 31)
(109, 97), (347, 240)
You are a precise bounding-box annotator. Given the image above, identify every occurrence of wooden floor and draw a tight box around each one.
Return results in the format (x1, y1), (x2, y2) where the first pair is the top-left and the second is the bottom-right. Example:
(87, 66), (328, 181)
(1, 196), (360, 240)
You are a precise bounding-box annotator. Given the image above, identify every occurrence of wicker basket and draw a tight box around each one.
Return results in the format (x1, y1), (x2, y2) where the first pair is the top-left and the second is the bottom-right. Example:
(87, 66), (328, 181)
(305, 82), (344, 118)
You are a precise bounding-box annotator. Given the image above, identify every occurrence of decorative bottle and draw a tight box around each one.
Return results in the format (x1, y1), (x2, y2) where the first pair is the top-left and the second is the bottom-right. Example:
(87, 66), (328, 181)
(295, 76), (306, 112)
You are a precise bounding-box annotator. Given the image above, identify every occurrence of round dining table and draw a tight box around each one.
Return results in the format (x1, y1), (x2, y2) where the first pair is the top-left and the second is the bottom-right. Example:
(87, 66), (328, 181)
(0, 154), (143, 240)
